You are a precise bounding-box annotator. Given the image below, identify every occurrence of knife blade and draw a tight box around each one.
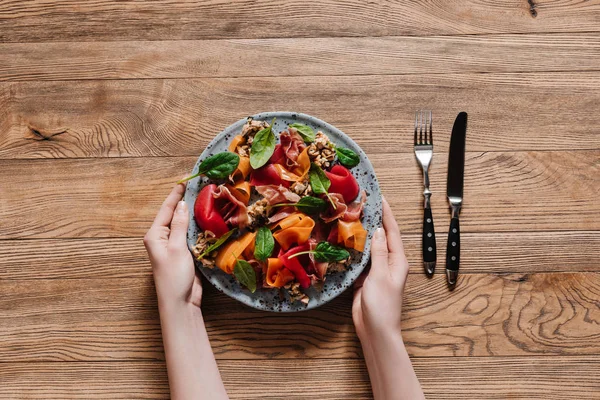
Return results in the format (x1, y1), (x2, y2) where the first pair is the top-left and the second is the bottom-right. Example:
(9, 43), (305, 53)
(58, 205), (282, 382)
(446, 112), (467, 287)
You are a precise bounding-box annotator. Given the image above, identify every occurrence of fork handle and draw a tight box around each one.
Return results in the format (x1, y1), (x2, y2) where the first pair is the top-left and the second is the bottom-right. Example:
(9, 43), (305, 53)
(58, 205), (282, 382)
(422, 204), (437, 275)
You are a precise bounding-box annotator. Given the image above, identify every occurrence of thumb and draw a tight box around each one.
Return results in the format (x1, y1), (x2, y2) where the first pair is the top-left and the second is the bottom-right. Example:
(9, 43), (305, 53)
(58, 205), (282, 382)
(169, 200), (189, 248)
(369, 227), (389, 278)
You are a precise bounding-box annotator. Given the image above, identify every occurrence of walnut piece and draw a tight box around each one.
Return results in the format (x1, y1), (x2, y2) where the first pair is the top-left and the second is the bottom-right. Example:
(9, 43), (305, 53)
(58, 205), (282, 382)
(327, 257), (350, 274)
(284, 282), (310, 304)
(247, 198), (269, 229)
(241, 118), (270, 141)
(290, 180), (312, 196)
(192, 231), (218, 268)
(236, 144), (249, 158)
(308, 131), (335, 168)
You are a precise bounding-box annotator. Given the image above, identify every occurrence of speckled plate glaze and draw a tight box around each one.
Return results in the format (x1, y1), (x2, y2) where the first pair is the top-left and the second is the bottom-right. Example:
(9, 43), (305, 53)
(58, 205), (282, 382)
(185, 112), (382, 312)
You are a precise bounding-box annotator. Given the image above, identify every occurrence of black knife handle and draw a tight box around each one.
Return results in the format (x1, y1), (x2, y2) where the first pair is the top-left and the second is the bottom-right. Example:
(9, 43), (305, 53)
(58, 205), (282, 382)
(446, 217), (460, 271)
(422, 206), (437, 267)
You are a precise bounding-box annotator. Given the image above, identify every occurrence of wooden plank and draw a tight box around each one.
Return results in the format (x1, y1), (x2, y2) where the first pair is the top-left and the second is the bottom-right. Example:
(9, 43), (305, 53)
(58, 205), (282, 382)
(0, 150), (597, 239)
(1, 273), (599, 362)
(1, 231), (598, 280)
(2, 34), (600, 82)
(2, 73), (600, 159)
(1, 0), (600, 43)
(402, 231), (600, 274)
(0, 238), (149, 280)
(1, 357), (599, 399)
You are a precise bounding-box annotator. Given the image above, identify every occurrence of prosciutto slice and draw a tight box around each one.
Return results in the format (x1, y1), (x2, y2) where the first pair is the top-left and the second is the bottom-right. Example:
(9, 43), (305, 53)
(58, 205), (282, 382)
(213, 184), (250, 229)
(255, 185), (301, 205)
(320, 190), (367, 223)
(267, 206), (296, 224)
(269, 144), (286, 165)
(320, 193), (347, 224)
(307, 238), (328, 280)
(343, 190), (367, 221)
(280, 129), (306, 167)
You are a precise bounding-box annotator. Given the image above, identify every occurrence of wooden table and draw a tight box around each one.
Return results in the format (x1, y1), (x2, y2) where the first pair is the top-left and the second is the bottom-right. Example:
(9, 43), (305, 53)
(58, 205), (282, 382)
(1, 1), (599, 399)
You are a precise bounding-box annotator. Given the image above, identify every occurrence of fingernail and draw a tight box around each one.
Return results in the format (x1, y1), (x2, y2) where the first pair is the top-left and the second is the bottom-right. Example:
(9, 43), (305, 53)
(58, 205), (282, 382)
(176, 200), (186, 213)
(374, 227), (385, 241)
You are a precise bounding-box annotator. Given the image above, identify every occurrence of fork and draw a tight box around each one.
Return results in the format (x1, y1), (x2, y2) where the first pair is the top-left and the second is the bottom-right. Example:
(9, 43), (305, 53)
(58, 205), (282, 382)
(414, 111), (437, 275)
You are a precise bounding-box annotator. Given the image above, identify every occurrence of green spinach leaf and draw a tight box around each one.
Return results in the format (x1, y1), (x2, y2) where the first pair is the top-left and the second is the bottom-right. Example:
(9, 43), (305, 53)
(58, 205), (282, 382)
(199, 228), (237, 259)
(272, 196), (327, 215)
(178, 152), (240, 183)
(289, 123), (316, 143)
(308, 163), (331, 195)
(254, 227), (275, 261)
(288, 241), (350, 262)
(313, 242), (350, 262)
(250, 118), (277, 169)
(336, 147), (360, 168)
(234, 259), (257, 293)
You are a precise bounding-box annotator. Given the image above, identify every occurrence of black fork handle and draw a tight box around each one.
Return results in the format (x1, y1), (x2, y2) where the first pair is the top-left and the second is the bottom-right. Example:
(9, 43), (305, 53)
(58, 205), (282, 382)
(422, 205), (436, 274)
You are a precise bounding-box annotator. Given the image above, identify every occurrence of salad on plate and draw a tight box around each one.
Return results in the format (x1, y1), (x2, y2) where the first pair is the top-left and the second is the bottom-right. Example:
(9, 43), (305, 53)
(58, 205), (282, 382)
(181, 117), (368, 304)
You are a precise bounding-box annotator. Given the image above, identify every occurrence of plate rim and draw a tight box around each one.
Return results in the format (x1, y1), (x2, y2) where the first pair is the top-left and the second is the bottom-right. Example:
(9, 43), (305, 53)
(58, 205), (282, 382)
(184, 111), (382, 312)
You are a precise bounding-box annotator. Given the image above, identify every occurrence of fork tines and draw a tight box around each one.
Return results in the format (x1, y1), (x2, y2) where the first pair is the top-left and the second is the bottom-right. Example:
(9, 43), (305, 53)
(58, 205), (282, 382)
(414, 110), (433, 146)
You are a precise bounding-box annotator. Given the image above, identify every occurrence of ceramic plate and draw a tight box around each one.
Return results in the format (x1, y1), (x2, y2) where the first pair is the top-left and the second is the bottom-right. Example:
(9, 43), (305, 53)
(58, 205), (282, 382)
(185, 112), (382, 312)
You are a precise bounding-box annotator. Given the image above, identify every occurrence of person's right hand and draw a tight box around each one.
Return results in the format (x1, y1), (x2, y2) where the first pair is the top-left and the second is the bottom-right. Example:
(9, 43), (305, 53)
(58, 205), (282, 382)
(144, 183), (202, 309)
(352, 197), (409, 341)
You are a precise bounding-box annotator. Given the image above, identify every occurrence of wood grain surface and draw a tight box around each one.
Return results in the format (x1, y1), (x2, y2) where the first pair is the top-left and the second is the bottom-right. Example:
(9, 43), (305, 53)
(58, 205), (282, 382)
(1, 357), (599, 399)
(2, 0), (600, 42)
(2, 33), (600, 82)
(1, 151), (597, 239)
(2, 231), (598, 280)
(1, 1), (599, 399)
(2, 73), (600, 159)
(2, 273), (599, 362)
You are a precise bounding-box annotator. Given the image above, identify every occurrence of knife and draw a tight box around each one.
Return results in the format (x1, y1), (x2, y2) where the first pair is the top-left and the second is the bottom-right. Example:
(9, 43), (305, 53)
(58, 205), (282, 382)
(446, 112), (467, 287)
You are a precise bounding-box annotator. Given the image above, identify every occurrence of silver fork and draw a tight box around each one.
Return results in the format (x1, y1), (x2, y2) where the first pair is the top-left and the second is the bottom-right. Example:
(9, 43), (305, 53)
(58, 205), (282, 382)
(414, 111), (437, 275)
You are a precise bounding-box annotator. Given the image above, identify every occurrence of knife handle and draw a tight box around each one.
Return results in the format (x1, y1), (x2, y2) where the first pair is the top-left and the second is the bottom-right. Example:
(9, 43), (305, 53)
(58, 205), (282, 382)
(422, 205), (436, 274)
(446, 217), (460, 284)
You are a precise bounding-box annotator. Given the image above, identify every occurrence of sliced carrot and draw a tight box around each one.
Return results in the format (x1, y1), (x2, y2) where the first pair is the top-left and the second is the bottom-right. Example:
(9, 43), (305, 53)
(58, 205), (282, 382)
(228, 135), (246, 153)
(271, 212), (315, 250)
(264, 258), (295, 288)
(291, 147), (310, 181)
(215, 231), (256, 274)
(271, 148), (310, 182)
(337, 220), (367, 252)
(226, 181), (251, 205)
(231, 156), (251, 182)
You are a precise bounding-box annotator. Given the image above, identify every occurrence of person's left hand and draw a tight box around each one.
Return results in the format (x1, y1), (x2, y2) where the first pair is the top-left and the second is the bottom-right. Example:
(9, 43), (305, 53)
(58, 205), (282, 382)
(144, 183), (202, 308)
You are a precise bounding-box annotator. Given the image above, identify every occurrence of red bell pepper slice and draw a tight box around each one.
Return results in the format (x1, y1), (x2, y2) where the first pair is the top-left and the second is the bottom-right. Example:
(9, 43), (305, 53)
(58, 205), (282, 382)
(325, 165), (359, 203)
(194, 184), (229, 238)
(250, 164), (290, 188)
(278, 244), (311, 289)
(269, 144), (286, 165)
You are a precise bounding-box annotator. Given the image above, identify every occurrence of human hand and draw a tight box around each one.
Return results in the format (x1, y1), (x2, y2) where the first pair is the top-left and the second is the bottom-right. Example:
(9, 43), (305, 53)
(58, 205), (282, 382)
(144, 183), (202, 308)
(352, 197), (409, 342)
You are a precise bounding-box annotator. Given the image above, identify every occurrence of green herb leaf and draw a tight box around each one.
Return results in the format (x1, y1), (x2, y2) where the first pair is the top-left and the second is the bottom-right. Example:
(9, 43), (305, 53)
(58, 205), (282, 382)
(336, 147), (360, 168)
(309, 163), (331, 195)
(314, 242), (350, 262)
(250, 118), (277, 169)
(178, 152), (240, 183)
(289, 123), (316, 143)
(287, 241), (350, 262)
(293, 196), (327, 214)
(234, 259), (257, 293)
(272, 196), (328, 215)
(199, 228), (237, 259)
(254, 227), (275, 261)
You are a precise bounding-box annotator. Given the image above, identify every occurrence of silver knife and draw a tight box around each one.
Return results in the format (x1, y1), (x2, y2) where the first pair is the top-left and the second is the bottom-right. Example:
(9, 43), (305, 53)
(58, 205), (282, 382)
(446, 112), (467, 287)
